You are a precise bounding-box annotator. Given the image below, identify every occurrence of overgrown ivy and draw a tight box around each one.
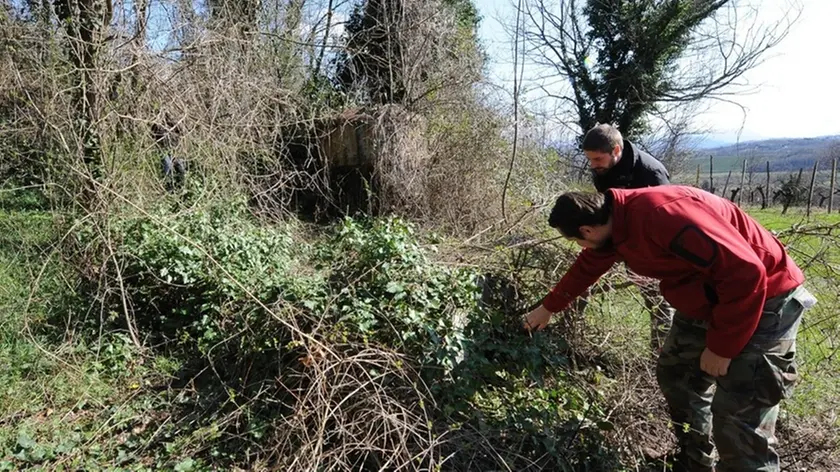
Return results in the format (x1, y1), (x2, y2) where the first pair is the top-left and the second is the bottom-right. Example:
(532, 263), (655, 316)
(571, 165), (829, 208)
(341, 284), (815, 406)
(82, 198), (622, 469)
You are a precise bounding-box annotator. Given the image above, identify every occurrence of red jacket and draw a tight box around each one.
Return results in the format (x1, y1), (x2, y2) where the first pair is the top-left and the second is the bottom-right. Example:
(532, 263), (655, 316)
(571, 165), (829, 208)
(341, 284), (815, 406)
(542, 186), (804, 358)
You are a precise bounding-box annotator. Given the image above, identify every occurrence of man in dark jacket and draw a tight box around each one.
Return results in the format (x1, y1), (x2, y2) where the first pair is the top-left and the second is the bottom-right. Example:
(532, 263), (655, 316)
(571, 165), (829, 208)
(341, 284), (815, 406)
(583, 124), (671, 191)
(524, 186), (816, 472)
(582, 124), (673, 351)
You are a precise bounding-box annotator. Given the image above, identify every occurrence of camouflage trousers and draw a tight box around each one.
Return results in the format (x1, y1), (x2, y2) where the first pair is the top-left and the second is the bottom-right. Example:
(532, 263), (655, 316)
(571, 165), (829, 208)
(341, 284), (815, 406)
(656, 285), (816, 472)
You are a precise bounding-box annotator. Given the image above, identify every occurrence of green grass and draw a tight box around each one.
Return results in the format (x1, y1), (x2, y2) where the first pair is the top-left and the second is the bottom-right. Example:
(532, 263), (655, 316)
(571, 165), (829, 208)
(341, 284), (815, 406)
(747, 210), (840, 421)
(0, 188), (196, 471)
(693, 156), (745, 174)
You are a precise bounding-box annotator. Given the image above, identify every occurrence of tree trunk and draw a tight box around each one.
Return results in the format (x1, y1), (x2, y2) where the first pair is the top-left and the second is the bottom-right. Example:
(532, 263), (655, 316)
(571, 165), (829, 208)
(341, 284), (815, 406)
(763, 160), (770, 209)
(709, 155), (714, 194)
(53, 0), (112, 195)
(722, 169), (733, 200)
(807, 160), (818, 219)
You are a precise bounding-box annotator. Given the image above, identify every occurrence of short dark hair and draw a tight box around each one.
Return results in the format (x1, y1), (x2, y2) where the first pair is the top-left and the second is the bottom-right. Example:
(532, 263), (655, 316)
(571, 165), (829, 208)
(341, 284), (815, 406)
(548, 192), (612, 238)
(582, 124), (623, 154)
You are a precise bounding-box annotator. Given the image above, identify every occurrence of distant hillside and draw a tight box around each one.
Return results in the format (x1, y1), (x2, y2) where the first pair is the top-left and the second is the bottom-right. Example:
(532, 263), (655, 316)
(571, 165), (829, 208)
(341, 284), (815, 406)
(691, 135), (840, 174)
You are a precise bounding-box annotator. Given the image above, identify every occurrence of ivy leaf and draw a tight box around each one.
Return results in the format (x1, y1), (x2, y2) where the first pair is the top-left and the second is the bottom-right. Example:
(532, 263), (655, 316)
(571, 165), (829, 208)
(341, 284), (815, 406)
(174, 458), (195, 472)
(16, 431), (36, 450)
(385, 281), (405, 294)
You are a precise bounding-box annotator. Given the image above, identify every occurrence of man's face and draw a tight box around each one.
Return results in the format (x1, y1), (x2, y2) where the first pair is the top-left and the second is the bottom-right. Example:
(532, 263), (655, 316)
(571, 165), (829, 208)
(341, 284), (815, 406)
(570, 225), (613, 250)
(585, 145), (621, 175)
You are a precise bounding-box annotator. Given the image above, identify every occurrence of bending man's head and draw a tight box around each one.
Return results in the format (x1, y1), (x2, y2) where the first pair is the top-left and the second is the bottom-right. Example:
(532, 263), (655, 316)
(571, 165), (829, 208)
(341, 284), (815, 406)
(549, 191), (614, 249)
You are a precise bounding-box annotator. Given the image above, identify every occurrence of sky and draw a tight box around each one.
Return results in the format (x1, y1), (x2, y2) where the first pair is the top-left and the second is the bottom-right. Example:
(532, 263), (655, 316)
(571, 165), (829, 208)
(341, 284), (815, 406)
(473, 0), (840, 143)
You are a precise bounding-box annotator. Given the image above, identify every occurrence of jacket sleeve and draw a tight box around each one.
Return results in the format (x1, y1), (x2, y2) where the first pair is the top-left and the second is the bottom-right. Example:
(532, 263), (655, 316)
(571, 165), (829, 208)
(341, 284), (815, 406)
(650, 203), (767, 358)
(542, 248), (617, 313)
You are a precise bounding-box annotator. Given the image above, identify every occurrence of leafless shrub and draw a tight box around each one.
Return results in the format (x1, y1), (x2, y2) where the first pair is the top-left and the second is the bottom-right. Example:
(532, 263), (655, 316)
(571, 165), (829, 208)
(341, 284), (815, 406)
(423, 98), (508, 234)
(370, 104), (431, 216)
(267, 343), (442, 471)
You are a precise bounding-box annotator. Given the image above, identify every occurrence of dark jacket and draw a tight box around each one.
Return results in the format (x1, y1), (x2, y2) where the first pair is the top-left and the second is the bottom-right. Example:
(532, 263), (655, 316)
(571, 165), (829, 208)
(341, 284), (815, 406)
(592, 139), (670, 192)
(542, 186), (804, 358)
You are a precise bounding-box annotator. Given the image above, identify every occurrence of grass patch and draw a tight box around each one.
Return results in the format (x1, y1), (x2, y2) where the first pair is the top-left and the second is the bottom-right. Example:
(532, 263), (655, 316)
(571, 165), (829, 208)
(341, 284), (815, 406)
(0, 190), (194, 470)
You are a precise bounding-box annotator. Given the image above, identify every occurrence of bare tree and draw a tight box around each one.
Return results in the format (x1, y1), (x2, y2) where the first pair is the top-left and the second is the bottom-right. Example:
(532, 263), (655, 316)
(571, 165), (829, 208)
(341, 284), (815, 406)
(638, 102), (706, 177)
(335, 0), (483, 111)
(775, 169), (806, 214)
(516, 0), (801, 140)
(53, 0), (114, 191)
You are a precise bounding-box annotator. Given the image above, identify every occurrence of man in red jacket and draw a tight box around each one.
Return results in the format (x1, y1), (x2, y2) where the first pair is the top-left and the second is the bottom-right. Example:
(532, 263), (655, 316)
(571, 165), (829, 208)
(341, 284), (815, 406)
(524, 186), (816, 472)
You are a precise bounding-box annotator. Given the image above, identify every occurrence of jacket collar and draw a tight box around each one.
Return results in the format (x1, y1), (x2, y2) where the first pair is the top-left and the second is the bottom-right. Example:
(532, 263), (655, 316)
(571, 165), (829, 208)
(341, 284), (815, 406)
(616, 139), (638, 173)
(594, 139), (637, 183)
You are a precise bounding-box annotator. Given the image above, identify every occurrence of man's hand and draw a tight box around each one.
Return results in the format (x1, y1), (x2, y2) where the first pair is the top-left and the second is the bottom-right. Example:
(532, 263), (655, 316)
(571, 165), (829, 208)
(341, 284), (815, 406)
(523, 305), (553, 332)
(700, 347), (731, 377)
